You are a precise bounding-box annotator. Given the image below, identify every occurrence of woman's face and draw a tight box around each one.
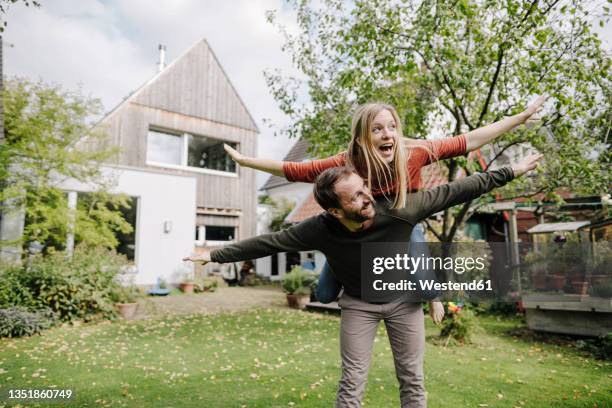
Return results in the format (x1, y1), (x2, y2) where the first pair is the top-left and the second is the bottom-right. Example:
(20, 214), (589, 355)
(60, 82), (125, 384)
(369, 109), (397, 163)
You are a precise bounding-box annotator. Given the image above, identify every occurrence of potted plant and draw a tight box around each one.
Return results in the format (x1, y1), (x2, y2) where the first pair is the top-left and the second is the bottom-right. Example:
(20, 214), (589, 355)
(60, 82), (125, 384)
(546, 259), (567, 291)
(111, 285), (141, 319)
(195, 277), (218, 293)
(179, 270), (196, 294)
(282, 266), (317, 309)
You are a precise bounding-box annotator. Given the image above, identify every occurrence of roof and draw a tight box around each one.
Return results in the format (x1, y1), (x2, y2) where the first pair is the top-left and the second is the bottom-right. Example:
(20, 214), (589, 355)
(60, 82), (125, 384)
(261, 138), (311, 191)
(285, 193), (324, 223)
(526, 221), (590, 234)
(98, 39), (258, 133)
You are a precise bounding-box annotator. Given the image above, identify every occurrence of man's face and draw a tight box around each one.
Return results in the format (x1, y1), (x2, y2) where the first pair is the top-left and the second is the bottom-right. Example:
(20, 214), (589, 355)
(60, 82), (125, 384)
(332, 173), (376, 223)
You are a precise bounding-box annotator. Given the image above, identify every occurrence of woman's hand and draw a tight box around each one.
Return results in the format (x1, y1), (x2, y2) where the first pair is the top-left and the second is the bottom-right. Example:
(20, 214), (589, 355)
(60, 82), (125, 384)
(428, 300), (445, 325)
(511, 153), (543, 177)
(223, 144), (285, 177)
(182, 252), (211, 265)
(520, 95), (547, 125)
(224, 144), (246, 166)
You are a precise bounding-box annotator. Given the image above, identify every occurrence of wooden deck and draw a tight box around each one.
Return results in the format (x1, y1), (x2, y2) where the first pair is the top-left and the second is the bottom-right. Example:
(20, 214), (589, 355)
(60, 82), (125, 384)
(522, 293), (612, 337)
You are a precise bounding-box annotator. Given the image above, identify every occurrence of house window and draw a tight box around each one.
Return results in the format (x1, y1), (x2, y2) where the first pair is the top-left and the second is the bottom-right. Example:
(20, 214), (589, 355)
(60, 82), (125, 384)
(187, 134), (236, 173)
(206, 226), (235, 241)
(146, 128), (237, 174)
(195, 225), (236, 246)
(147, 130), (182, 165)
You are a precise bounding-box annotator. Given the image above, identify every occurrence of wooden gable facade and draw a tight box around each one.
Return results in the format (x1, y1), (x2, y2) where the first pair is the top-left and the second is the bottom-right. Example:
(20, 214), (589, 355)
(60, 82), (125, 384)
(85, 39), (258, 243)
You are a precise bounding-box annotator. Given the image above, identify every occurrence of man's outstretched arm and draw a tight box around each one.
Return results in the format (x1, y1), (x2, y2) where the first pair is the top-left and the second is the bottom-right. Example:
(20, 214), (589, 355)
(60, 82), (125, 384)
(398, 154), (542, 223)
(182, 218), (319, 265)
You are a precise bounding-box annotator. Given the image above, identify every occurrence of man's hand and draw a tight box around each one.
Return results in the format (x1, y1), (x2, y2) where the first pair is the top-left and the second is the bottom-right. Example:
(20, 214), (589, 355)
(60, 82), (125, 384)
(511, 153), (543, 177)
(428, 300), (445, 325)
(520, 95), (547, 125)
(224, 144), (246, 166)
(182, 252), (212, 265)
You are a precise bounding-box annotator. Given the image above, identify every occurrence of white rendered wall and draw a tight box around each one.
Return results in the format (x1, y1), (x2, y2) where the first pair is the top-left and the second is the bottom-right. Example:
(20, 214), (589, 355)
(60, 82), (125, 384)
(59, 165), (197, 286)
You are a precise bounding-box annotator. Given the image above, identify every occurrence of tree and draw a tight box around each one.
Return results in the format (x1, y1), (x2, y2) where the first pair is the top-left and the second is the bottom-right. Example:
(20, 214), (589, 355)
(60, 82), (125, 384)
(259, 195), (296, 232)
(1, 77), (132, 252)
(265, 0), (611, 242)
(0, 0), (40, 32)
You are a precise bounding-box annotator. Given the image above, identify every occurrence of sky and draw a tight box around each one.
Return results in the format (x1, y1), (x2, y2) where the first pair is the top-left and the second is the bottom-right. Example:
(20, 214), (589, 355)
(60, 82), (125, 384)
(3, 1), (611, 189)
(3, 0), (301, 189)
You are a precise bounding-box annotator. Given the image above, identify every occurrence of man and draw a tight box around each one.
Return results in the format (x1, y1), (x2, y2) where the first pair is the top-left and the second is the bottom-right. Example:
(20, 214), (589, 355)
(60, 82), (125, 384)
(183, 154), (541, 407)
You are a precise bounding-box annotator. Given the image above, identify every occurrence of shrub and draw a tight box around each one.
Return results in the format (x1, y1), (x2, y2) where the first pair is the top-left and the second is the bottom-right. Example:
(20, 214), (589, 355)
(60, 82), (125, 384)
(282, 266), (317, 295)
(575, 332), (612, 360)
(0, 263), (35, 309)
(439, 301), (477, 346)
(591, 281), (612, 298)
(0, 307), (57, 338)
(109, 285), (142, 304)
(0, 245), (130, 322)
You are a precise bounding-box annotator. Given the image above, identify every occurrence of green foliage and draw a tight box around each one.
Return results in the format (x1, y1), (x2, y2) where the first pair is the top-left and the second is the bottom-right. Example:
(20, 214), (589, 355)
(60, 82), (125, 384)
(281, 265), (317, 295)
(1, 77), (132, 252)
(440, 306), (477, 345)
(109, 285), (142, 304)
(591, 280), (612, 298)
(266, 0), (611, 242)
(575, 332), (612, 360)
(0, 306), (56, 338)
(194, 277), (219, 293)
(259, 195), (295, 232)
(0, 245), (130, 322)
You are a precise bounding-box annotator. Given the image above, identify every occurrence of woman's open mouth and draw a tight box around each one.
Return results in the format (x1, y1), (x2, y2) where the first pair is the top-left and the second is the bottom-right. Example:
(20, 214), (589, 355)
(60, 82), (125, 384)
(379, 143), (394, 156)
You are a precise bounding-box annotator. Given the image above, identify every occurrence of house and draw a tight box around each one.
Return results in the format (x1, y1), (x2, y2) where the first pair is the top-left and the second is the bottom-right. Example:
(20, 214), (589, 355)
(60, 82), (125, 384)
(4, 39), (259, 286)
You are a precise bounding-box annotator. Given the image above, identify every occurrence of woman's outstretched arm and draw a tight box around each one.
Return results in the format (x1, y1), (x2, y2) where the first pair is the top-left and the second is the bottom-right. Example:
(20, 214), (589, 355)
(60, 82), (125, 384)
(224, 143), (346, 183)
(224, 144), (284, 177)
(464, 95), (546, 151)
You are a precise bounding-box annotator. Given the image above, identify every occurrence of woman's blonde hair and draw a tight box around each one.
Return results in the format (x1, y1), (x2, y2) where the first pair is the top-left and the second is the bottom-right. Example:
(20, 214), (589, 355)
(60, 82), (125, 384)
(346, 103), (439, 209)
(346, 103), (409, 209)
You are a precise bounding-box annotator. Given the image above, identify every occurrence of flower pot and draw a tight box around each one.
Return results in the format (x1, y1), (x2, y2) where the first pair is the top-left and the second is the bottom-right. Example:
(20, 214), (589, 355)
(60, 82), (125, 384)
(116, 302), (138, 320)
(532, 274), (547, 290)
(570, 280), (589, 296)
(286, 294), (310, 309)
(180, 282), (195, 294)
(547, 274), (566, 290)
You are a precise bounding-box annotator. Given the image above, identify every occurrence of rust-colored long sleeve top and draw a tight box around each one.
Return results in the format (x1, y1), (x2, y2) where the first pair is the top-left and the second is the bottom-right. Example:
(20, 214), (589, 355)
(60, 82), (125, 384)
(282, 135), (467, 195)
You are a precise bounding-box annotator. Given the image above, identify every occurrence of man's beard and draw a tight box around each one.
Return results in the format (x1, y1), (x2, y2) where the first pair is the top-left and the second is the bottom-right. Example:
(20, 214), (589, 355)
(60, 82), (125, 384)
(344, 204), (373, 223)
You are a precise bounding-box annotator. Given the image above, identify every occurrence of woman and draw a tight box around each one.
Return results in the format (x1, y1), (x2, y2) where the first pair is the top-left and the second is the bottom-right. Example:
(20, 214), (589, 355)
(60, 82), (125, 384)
(225, 97), (544, 319)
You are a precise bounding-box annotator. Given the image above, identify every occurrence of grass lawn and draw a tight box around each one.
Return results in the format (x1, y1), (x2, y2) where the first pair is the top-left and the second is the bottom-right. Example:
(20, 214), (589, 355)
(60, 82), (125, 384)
(0, 307), (609, 407)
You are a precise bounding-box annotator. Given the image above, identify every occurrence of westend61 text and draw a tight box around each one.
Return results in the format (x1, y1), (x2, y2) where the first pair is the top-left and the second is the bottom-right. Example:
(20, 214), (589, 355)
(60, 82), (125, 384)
(373, 279), (493, 291)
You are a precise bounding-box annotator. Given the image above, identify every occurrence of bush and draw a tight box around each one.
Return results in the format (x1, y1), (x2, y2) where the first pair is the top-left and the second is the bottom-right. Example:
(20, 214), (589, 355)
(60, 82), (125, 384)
(575, 332), (612, 360)
(591, 281), (612, 298)
(439, 302), (478, 346)
(282, 266), (317, 295)
(0, 307), (57, 338)
(0, 263), (34, 309)
(109, 285), (142, 304)
(0, 245), (130, 322)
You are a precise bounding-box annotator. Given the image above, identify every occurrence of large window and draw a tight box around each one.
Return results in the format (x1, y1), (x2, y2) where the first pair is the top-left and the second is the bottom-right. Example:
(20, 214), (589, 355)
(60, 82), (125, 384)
(146, 128), (237, 174)
(187, 135), (236, 173)
(195, 225), (236, 246)
(147, 130), (182, 165)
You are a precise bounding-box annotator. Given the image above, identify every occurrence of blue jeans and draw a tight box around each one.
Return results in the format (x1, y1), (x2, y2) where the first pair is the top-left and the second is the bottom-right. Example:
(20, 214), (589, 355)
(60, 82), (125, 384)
(315, 224), (439, 303)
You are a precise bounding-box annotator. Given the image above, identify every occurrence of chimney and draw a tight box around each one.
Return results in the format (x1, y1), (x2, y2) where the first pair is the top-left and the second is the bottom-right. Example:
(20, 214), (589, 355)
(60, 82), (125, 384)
(157, 44), (166, 72)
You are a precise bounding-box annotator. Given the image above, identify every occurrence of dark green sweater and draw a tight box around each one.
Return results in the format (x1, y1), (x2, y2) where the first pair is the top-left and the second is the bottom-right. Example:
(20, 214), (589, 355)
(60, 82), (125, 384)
(211, 167), (515, 299)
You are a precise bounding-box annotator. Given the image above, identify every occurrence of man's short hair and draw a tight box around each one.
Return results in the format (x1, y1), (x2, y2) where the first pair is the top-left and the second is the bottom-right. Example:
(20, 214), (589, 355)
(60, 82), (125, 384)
(313, 166), (358, 210)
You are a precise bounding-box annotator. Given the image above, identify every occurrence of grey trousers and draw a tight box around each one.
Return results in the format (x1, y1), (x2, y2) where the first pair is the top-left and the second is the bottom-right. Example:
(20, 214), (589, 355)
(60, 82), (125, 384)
(336, 293), (426, 408)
